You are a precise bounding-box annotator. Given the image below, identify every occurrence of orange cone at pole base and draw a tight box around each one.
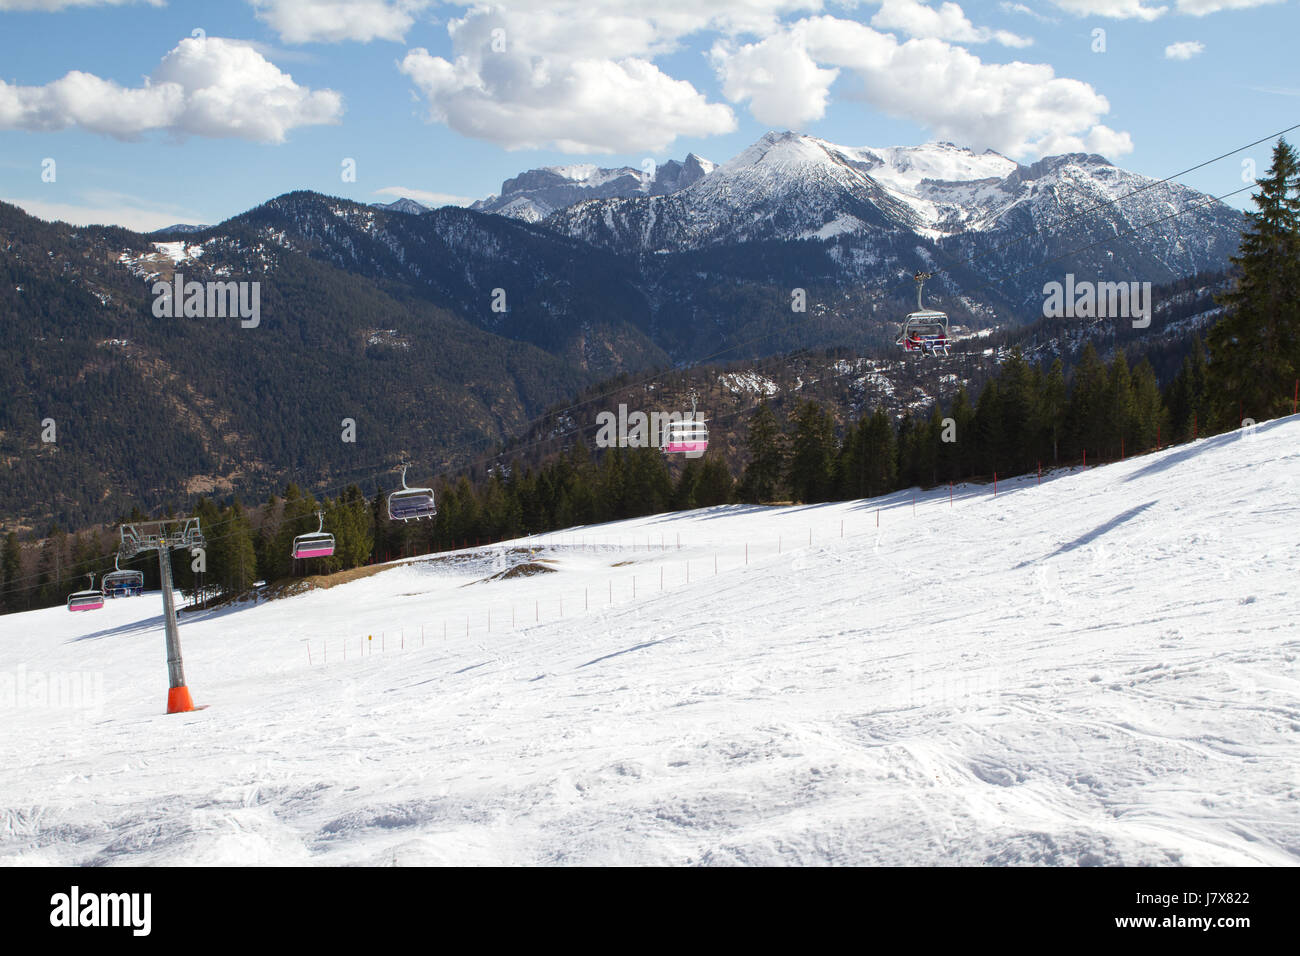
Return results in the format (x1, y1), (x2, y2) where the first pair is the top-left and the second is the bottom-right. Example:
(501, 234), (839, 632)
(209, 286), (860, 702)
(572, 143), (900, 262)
(166, 685), (195, 714)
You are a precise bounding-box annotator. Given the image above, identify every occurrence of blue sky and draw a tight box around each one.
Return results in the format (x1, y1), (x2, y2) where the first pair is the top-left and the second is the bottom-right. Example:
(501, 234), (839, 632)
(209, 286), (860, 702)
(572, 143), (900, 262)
(0, 0), (1295, 231)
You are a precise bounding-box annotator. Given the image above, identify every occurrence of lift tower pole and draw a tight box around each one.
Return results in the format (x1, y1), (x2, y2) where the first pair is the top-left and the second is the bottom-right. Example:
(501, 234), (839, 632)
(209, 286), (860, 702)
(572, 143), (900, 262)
(119, 519), (206, 714)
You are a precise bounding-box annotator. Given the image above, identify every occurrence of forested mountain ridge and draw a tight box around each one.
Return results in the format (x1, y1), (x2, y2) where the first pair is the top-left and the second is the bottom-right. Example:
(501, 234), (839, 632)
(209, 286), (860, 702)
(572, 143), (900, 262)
(0, 198), (623, 531)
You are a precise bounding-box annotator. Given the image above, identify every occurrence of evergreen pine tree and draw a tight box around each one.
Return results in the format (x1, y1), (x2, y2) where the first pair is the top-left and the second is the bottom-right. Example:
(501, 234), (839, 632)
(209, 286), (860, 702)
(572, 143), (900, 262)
(223, 501), (259, 592)
(1129, 359), (1165, 453)
(974, 381), (1002, 475)
(949, 387), (977, 478)
(997, 347), (1038, 474)
(1104, 349), (1134, 458)
(861, 407), (898, 497)
(674, 460), (702, 511)
(1066, 343), (1107, 460)
(1207, 137), (1300, 424)
(694, 457), (735, 507)
(1, 531), (23, 613)
(786, 400), (836, 503)
(740, 400), (785, 503)
(1040, 359), (1067, 465)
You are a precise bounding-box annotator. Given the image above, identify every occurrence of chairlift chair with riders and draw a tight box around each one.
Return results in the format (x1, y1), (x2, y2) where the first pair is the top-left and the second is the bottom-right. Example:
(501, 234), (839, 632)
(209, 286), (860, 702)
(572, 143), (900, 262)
(388, 463), (437, 522)
(291, 510), (336, 560)
(896, 271), (951, 358)
(101, 555), (144, 597)
(67, 573), (105, 612)
(662, 393), (709, 456)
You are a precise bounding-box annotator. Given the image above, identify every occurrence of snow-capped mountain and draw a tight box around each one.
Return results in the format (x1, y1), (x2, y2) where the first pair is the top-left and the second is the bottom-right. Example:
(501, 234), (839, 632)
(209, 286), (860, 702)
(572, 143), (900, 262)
(542, 132), (1241, 290)
(370, 197), (435, 215)
(149, 222), (211, 235)
(472, 153), (716, 222)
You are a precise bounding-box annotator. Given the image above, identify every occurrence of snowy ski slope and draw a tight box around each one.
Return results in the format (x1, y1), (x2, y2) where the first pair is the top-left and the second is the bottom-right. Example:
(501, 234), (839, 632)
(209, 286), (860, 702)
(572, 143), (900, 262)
(2, 418), (1298, 865)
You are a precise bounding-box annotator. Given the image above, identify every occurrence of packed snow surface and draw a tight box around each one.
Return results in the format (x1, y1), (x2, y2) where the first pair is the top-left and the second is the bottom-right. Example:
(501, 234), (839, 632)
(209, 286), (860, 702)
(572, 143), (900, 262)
(2, 419), (1298, 865)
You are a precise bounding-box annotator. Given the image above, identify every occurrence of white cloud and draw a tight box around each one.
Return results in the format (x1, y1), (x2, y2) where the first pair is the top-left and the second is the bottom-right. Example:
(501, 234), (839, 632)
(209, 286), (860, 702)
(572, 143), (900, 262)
(3, 192), (200, 232)
(1174, 0), (1284, 13)
(1050, 0), (1280, 16)
(248, 0), (431, 44)
(1050, 0), (1169, 18)
(444, 1), (830, 43)
(712, 16), (1134, 159)
(373, 186), (473, 206)
(0, 0), (159, 9)
(1165, 39), (1205, 58)
(0, 36), (342, 142)
(398, 7), (736, 153)
(999, 1), (1058, 21)
(871, 0), (1033, 47)
(712, 30), (840, 127)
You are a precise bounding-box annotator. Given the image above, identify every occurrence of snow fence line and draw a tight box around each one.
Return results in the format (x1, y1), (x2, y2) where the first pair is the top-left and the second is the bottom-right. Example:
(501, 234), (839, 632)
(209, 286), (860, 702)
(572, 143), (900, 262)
(300, 470), (1067, 670)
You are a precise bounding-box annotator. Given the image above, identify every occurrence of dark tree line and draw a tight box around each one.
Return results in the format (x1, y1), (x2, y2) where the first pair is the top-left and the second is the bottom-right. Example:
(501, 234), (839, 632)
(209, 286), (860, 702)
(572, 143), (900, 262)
(740, 341), (1167, 506)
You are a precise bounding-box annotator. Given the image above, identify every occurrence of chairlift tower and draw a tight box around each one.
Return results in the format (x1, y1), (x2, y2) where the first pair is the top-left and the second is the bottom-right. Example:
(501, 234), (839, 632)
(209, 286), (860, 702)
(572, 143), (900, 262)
(118, 518), (205, 714)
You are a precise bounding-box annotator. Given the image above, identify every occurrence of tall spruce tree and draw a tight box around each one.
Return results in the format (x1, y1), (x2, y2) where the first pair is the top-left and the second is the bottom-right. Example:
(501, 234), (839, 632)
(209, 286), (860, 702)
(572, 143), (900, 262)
(1041, 358), (1067, 465)
(1067, 343), (1108, 460)
(1104, 349), (1134, 458)
(1, 531), (22, 613)
(740, 400), (786, 503)
(786, 400), (837, 503)
(856, 407), (898, 498)
(1165, 335), (1210, 442)
(1207, 137), (1300, 425)
(1129, 359), (1165, 453)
